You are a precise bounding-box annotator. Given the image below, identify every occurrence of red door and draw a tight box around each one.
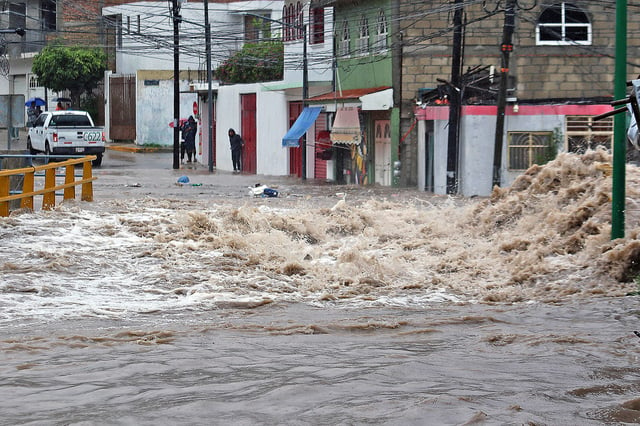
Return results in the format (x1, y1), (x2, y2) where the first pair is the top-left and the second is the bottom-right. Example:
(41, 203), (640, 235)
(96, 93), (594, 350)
(241, 93), (257, 174)
(288, 102), (303, 177)
(314, 114), (329, 179)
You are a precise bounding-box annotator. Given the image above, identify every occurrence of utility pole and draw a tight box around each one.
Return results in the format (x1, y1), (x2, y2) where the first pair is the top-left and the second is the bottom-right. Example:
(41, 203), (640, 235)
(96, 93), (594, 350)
(447, 0), (464, 194)
(172, 0), (181, 170)
(611, 0), (627, 239)
(301, 23), (308, 180)
(492, 0), (515, 187)
(204, 0), (214, 172)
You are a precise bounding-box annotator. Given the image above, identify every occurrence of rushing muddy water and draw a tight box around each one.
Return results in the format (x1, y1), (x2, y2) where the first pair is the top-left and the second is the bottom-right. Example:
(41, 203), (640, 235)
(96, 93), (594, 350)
(2, 150), (640, 424)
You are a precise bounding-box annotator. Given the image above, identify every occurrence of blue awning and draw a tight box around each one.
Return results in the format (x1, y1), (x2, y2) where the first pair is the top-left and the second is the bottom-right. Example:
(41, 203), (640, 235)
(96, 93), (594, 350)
(282, 106), (322, 148)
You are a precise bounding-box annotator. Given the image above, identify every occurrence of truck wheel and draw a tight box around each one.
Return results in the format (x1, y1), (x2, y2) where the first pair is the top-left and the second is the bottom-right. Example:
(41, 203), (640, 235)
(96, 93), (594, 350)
(27, 138), (37, 155)
(92, 153), (103, 167)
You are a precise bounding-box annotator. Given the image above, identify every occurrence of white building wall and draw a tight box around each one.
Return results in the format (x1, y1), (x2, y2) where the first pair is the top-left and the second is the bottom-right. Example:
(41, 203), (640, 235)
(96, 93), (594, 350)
(419, 112), (567, 197)
(104, 1), (283, 74)
(433, 120), (449, 195)
(135, 74), (197, 146)
(283, 5), (334, 86)
(215, 83), (289, 175)
(458, 113), (565, 196)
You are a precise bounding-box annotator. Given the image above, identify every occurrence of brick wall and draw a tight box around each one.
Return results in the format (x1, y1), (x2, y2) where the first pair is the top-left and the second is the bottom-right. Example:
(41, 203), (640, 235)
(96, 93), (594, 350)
(400, 0), (640, 110)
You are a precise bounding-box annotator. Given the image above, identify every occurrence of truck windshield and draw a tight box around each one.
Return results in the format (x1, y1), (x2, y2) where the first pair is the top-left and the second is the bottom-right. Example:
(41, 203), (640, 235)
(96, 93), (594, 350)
(49, 115), (92, 127)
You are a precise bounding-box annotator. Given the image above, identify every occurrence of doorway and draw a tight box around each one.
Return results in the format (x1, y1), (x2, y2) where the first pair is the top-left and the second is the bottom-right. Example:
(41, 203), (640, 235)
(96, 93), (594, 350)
(241, 93), (257, 174)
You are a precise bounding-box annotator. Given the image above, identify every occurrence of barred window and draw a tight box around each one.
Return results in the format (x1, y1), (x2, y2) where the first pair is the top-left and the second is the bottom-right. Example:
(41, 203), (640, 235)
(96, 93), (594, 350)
(310, 7), (324, 45)
(565, 115), (612, 153)
(508, 132), (555, 170)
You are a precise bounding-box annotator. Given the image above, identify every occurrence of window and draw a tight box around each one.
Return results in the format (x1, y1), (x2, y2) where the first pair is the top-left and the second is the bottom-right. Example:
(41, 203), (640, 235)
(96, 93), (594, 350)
(357, 15), (369, 54)
(9, 2), (26, 30)
(283, 3), (303, 41)
(244, 13), (271, 42)
(282, 5), (289, 41)
(310, 7), (324, 45)
(339, 20), (350, 57)
(116, 14), (123, 49)
(41, 0), (56, 31)
(375, 10), (388, 51)
(508, 132), (555, 170)
(296, 2), (303, 40)
(536, 3), (591, 45)
(286, 4), (295, 41)
(566, 115), (612, 153)
(29, 74), (39, 88)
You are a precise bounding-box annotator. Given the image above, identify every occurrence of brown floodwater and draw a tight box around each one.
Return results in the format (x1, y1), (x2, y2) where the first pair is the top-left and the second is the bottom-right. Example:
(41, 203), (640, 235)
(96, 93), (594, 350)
(2, 149), (640, 424)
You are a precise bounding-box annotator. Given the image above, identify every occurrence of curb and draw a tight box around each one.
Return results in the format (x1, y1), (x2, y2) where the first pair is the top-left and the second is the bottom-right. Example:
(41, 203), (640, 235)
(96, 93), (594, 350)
(106, 144), (171, 153)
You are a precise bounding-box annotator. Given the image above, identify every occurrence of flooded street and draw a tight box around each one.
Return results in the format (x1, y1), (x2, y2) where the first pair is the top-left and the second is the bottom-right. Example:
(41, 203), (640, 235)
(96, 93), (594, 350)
(3, 149), (640, 424)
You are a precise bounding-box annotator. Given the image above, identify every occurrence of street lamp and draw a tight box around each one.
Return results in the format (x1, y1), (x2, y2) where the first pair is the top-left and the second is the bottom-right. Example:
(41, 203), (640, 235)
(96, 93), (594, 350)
(243, 13), (309, 180)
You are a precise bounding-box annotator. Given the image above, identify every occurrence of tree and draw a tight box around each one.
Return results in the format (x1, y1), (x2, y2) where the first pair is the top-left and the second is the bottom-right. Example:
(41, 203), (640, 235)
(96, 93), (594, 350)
(215, 41), (284, 84)
(32, 43), (107, 109)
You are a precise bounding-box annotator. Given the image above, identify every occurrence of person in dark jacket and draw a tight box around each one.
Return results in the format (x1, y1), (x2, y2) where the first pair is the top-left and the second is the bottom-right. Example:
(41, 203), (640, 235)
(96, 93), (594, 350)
(228, 128), (244, 172)
(181, 116), (197, 163)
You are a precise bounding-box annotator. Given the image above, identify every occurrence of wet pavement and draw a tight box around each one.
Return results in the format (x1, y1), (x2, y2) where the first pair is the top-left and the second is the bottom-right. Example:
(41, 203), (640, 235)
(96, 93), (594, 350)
(0, 131), (441, 208)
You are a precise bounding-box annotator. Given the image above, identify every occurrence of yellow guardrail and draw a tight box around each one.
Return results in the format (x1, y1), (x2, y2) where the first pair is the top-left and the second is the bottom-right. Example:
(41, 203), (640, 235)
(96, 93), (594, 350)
(0, 156), (96, 217)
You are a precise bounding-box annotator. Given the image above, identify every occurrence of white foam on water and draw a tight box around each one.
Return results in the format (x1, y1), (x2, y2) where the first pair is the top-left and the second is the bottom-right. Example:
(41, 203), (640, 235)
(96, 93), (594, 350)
(2, 150), (640, 323)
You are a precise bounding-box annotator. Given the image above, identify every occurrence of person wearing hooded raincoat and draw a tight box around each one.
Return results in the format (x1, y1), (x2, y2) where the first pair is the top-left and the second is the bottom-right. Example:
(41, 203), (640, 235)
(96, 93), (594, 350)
(181, 116), (197, 163)
(228, 128), (244, 172)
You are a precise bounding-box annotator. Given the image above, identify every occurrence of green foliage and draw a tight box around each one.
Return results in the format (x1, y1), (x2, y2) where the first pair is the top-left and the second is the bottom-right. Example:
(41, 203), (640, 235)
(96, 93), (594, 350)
(534, 128), (561, 165)
(215, 41), (284, 84)
(80, 95), (99, 122)
(32, 42), (107, 105)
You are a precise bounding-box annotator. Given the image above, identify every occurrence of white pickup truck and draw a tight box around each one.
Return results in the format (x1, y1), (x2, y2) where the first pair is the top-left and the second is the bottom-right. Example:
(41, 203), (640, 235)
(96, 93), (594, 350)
(27, 110), (106, 166)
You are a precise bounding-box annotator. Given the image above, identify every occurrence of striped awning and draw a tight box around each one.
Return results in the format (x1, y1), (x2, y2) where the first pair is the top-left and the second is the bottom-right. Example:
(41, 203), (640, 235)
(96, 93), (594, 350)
(330, 107), (361, 145)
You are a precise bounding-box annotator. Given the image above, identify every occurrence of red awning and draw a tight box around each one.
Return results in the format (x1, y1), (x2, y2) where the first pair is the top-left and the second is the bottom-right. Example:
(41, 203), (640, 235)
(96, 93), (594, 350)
(308, 86), (391, 102)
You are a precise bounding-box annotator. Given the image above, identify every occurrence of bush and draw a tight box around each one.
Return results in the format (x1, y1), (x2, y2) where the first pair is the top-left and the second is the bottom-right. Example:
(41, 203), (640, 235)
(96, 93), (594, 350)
(215, 41), (284, 84)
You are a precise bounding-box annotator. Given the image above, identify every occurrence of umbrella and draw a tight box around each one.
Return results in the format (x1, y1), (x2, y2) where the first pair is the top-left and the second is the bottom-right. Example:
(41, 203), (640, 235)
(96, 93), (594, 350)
(53, 97), (71, 103)
(25, 97), (45, 107)
(168, 118), (189, 128)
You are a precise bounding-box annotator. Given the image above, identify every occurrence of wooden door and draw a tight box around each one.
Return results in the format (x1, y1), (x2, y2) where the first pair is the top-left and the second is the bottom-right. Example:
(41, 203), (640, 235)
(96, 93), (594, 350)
(109, 74), (136, 141)
(241, 93), (257, 174)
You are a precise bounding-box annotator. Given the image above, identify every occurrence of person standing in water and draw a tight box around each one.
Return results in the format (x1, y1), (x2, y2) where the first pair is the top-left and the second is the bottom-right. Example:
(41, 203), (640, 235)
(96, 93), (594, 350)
(228, 128), (244, 173)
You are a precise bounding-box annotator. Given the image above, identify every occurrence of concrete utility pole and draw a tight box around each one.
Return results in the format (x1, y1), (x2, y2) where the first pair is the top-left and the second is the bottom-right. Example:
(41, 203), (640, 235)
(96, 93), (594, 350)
(204, 0), (215, 172)
(447, 0), (464, 194)
(172, 0), (181, 170)
(492, 0), (515, 188)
